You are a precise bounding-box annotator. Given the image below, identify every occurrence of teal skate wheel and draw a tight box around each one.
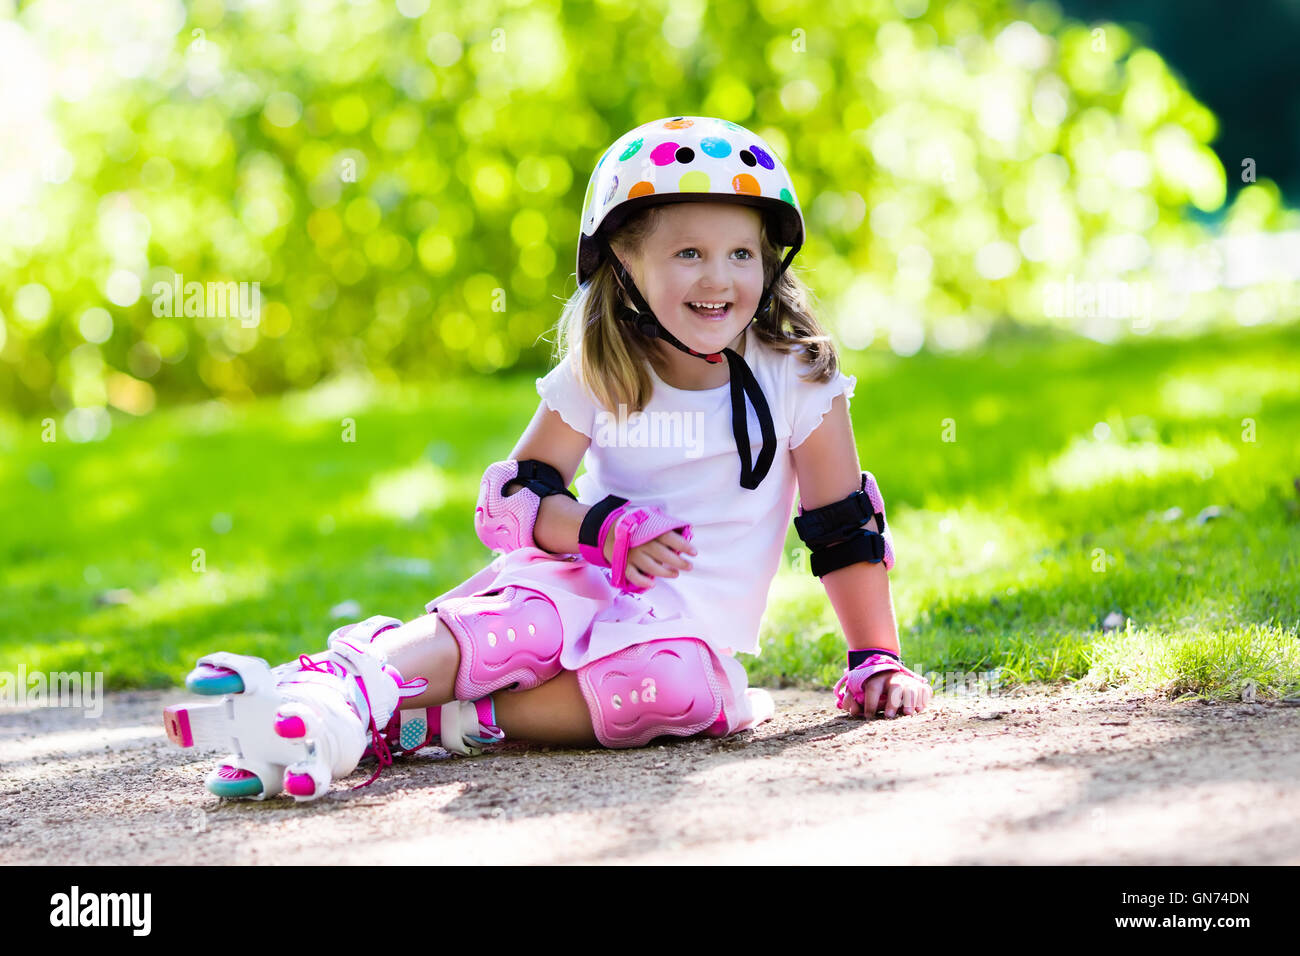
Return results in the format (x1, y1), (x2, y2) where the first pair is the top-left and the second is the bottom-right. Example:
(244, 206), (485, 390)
(186, 663), (246, 695)
(206, 765), (264, 799)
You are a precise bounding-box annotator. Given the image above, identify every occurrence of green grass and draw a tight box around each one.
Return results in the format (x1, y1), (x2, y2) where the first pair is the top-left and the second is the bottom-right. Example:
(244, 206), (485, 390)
(3, 323), (1298, 700)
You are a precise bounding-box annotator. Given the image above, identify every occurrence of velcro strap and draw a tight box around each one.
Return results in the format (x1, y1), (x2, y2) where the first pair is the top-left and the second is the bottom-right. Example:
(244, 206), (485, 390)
(579, 494), (629, 551)
(513, 459), (578, 501)
(608, 509), (647, 590)
(809, 529), (886, 577)
(849, 647), (899, 669)
(437, 700), (498, 756)
(794, 487), (884, 547)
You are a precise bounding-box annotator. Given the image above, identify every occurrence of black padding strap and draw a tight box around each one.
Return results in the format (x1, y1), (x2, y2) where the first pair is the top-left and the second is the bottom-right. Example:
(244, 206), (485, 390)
(793, 481), (885, 548)
(808, 528), (886, 577)
(512, 459), (578, 502)
(848, 648), (900, 669)
(794, 477), (888, 578)
(578, 493), (628, 550)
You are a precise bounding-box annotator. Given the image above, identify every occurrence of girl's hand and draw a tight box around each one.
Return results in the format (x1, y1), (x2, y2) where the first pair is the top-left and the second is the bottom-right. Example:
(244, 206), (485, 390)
(843, 670), (933, 719)
(605, 530), (696, 591)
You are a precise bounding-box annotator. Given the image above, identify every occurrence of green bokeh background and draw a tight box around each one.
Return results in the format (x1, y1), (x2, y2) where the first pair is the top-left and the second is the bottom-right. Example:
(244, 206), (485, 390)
(3, 0), (1296, 419)
(2, 0), (1297, 698)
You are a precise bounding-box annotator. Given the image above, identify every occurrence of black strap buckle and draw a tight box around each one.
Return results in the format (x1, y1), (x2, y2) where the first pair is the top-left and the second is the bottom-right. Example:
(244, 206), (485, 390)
(513, 459), (578, 502)
(794, 473), (888, 547)
(848, 647), (900, 669)
(578, 493), (629, 549)
(809, 529), (886, 577)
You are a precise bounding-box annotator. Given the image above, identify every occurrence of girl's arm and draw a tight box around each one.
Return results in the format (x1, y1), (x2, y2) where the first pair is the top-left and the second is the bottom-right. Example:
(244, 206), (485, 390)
(497, 401), (695, 586)
(790, 392), (901, 656)
(502, 403), (594, 556)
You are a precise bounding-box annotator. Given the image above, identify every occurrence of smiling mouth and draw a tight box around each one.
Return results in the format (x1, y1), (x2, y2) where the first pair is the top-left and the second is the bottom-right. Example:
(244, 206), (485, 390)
(685, 302), (732, 319)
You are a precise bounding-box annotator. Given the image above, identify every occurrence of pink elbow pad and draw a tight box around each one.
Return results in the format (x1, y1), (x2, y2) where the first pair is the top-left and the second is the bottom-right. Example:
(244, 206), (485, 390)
(475, 459), (575, 554)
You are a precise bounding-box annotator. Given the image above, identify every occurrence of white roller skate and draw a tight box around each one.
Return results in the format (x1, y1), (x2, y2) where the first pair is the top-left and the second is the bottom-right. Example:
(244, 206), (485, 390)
(163, 616), (427, 802)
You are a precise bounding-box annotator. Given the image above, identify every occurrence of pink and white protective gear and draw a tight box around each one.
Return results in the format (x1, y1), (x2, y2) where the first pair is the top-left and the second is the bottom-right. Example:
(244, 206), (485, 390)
(433, 584), (566, 699)
(857, 471), (896, 571)
(794, 470), (896, 574)
(833, 652), (928, 713)
(578, 502), (694, 594)
(576, 638), (728, 748)
(475, 459), (573, 554)
(164, 615), (426, 802)
(388, 698), (505, 757)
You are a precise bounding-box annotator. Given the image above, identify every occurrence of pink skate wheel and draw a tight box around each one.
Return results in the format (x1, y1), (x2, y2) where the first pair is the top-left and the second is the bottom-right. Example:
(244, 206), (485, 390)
(274, 714), (307, 738)
(284, 771), (317, 797)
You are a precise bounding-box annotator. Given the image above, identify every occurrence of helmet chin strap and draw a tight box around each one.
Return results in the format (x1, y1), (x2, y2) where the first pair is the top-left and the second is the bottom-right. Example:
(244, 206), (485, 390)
(594, 231), (801, 490)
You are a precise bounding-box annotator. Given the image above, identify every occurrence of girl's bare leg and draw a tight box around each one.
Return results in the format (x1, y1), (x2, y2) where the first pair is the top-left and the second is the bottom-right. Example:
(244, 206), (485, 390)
(490, 671), (599, 748)
(371, 613), (599, 747)
(371, 614), (461, 708)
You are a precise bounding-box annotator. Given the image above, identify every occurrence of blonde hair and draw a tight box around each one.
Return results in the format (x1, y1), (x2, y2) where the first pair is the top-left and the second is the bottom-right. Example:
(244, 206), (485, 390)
(549, 203), (841, 415)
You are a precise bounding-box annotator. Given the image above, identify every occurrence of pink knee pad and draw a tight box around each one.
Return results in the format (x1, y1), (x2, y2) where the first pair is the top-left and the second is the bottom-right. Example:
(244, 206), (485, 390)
(576, 638), (726, 749)
(434, 585), (565, 699)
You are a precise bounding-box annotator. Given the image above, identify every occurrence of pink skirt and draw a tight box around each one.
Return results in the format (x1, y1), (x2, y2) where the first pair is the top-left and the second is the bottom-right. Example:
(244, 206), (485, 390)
(423, 548), (772, 738)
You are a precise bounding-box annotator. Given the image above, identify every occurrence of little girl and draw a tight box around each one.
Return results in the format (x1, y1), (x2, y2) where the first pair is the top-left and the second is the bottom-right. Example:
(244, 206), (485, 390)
(163, 116), (933, 802)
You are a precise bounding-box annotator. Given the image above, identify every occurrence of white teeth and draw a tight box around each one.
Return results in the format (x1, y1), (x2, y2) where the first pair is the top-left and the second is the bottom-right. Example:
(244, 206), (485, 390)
(688, 302), (729, 309)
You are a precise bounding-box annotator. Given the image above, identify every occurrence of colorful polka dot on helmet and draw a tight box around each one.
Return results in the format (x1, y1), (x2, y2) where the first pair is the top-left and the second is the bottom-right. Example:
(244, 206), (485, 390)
(576, 116), (804, 287)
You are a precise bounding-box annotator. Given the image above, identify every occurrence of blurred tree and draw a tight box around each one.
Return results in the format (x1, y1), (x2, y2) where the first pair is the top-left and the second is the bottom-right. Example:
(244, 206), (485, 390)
(0, 0), (1286, 425)
(1058, 0), (1300, 206)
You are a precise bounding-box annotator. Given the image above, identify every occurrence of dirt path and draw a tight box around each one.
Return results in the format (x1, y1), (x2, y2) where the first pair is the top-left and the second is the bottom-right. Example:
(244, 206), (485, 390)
(3, 685), (1297, 865)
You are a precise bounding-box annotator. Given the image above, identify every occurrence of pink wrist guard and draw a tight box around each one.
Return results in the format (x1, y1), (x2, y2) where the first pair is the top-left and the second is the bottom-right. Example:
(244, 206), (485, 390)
(832, 651), (927, 711)
(578, 501), (693, 594)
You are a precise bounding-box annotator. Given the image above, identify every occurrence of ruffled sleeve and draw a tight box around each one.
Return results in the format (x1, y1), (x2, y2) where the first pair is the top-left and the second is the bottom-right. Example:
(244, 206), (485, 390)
(535, 354), (597, 439)
(788, 352), (857, 450)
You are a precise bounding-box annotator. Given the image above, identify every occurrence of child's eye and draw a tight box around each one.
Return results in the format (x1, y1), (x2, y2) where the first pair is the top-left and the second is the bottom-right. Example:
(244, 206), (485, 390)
(676, 248), (756, 259)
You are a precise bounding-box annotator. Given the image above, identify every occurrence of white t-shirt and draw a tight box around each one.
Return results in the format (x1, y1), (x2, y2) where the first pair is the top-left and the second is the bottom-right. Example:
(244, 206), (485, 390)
(532, 323), (857, 658)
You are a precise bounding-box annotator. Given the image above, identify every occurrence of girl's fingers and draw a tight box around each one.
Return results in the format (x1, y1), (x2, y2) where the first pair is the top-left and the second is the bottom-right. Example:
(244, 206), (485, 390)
(883, 681), (904, 718)
(651, 541), (693, 571)
(878, 681), (899, 717)
(862, 674), (888, 716)
(632, 549), (675, 579)
(662, 530), (698, 557)
(628, 564), (653, 589)
(617, 551), (652, 588)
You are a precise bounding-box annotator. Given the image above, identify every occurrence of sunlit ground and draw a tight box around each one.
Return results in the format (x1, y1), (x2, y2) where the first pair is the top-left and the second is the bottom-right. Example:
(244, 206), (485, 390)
(2, 322), (1298, 699)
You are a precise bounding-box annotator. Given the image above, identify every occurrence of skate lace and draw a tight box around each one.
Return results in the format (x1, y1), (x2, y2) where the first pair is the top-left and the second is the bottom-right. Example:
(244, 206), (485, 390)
(288, 652), (428, 790)
(355, 671), (429, 789)
(295, 653), (343, 676)
(356, 692), (393, 790)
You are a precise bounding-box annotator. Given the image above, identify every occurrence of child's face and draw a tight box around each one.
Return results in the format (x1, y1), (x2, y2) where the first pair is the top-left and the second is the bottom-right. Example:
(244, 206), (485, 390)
(620, 203), (765, 354)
